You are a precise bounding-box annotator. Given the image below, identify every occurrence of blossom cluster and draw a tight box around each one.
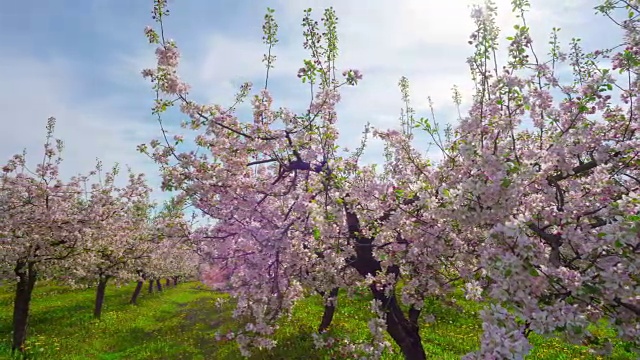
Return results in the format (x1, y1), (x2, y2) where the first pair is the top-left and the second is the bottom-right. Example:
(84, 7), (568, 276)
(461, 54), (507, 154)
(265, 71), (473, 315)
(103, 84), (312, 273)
(140, 0), (640, 358)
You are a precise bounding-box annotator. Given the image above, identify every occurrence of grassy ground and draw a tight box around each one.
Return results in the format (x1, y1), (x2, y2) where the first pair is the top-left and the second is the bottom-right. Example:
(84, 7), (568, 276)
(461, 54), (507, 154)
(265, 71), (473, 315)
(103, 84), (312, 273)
(0, 282), (637, 359)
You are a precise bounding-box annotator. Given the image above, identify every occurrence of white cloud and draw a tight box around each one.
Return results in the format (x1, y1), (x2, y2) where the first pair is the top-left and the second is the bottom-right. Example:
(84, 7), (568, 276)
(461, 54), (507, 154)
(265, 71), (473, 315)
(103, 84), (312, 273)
(1, 0), (619, 205)
(175, 0), (617, 163)
(0, 52), (166, 197)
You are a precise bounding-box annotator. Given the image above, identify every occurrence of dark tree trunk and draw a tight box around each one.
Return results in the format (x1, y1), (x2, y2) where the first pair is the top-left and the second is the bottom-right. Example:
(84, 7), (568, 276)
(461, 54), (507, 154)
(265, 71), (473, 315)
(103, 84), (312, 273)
(130, 281), (144, 305)
(370, 285), (425, 360)
(155, 279), (162, 292)
(318, 287), (339, 333)
(172, 276), (178, 286)
(12, 260), (37, 353)
(165, 278), (170, 287)
(343, 204), (427, 360)
(148, 279), (154, 294)
(93, 275), (110, 319)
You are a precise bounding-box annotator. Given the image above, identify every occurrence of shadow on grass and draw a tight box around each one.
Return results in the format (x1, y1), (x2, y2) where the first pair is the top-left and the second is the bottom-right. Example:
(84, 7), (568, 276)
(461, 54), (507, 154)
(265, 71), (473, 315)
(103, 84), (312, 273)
(1, 283), (638, 360)
(0, 283), (192, 360)
(0, 298), (95, 337)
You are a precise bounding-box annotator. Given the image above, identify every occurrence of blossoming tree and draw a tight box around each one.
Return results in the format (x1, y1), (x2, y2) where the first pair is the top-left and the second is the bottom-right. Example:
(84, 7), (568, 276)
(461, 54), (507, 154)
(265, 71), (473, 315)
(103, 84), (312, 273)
(139, 0), (640, 359)
(63, 164), (155, 319)
(128, 198), (199, 304)
(459, 2), (639, 357)
(140, 2), (464, 358)
(0, 118), (94, 352)
(380, 1), (640, 358)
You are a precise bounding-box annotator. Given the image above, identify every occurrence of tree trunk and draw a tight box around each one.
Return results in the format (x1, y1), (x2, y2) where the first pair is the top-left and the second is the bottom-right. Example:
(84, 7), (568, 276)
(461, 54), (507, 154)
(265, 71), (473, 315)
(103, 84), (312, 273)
(371, 285), (425, 360)
(148, 279), (154, 294)
(172, 276), (178, 286)
(130, 281), (144, 305)
(155, 279), (162, 292)
(93, 275), (110, 319)
(318, 287), (339, 333)
(165, 278), (170, 287)
(343, 204), (427, 360)
(12, 260), (37, 353)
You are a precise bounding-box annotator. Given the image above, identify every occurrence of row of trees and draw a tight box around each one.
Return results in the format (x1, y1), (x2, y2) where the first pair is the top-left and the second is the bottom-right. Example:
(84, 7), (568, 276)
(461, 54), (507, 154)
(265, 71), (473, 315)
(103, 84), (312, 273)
(140, 0), (640, 359)
(0, 118), (198, 353)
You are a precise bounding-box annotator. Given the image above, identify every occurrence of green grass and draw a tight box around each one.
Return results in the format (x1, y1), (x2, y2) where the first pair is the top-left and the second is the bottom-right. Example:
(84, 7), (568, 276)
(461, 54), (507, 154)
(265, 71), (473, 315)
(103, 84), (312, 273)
(0, 282), (637, 359)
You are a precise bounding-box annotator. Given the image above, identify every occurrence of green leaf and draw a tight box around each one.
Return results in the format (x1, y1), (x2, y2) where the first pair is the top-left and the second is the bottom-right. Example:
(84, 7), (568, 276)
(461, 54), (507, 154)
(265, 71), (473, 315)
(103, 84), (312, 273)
(627, 214), (640, 222)
(582, 284), (600, 295)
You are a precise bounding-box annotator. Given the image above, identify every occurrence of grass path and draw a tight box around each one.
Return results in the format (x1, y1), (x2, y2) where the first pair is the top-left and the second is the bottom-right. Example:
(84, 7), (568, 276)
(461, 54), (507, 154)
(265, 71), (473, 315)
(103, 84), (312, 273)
(0, 282), (636, 359)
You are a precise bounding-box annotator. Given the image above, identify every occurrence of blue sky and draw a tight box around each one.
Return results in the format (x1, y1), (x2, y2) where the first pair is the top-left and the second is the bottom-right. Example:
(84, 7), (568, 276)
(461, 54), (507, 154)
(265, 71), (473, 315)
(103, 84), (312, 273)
(0, 0), (623, 205)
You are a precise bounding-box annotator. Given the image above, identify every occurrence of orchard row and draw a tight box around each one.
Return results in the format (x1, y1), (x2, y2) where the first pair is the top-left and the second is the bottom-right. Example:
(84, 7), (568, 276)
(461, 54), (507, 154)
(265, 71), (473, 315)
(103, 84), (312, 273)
(0, 118), (199, 353)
